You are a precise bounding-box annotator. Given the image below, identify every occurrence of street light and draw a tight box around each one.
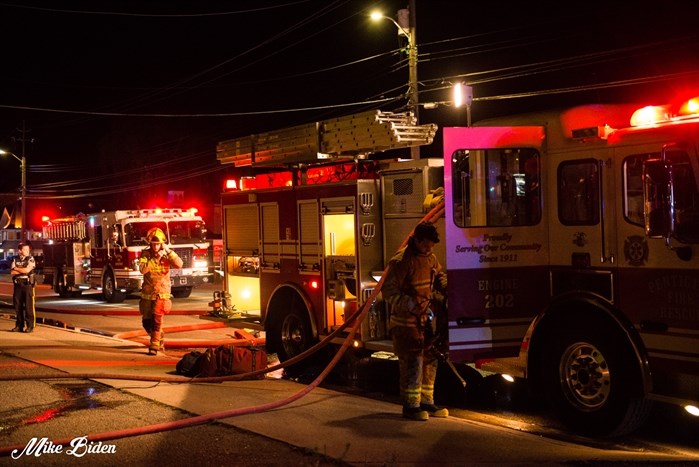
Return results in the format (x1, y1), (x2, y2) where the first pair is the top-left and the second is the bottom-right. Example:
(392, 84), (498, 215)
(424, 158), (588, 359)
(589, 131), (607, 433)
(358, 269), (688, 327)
(0, 149), (27, 242)
(371, 4), (419, 159)
(453, 82), (474, 126)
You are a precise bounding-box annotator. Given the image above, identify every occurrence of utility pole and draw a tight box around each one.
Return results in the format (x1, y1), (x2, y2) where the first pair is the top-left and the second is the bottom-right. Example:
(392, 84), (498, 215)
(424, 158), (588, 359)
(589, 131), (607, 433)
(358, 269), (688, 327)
(13, 121), (32, 242)
(404, 1), (419, 160)
(372, 4), (419, 159)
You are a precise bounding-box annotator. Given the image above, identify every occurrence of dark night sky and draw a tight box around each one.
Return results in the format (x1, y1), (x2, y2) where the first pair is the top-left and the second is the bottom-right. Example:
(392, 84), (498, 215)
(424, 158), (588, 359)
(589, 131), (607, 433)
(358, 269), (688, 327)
(1, 0), (698, 228)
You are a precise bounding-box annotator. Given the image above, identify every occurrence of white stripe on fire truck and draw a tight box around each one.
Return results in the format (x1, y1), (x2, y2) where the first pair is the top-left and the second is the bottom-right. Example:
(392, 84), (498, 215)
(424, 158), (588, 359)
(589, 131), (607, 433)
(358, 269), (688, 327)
(639, 331), (699, 357)
(448, 322), (530, 347)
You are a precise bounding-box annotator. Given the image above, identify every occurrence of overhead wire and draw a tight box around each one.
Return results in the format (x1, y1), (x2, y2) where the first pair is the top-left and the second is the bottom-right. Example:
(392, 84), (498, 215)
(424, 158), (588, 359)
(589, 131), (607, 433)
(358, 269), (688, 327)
(0, 1), (315, 17)
(28, 165), (226, 199)
(4, 3), (696, 202)
(97, 0), (354, 113)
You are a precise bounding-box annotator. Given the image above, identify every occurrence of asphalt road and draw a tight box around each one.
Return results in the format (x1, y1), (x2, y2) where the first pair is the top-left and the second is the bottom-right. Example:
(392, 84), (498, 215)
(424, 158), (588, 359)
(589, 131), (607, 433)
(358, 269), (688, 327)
(1, 275), (698, 465)
(3, 324), (698, 466)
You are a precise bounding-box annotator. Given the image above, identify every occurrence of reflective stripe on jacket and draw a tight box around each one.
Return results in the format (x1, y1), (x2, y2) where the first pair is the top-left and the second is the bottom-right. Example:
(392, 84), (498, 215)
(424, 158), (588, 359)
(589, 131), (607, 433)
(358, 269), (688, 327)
(138, 247), (183, 300)
(383, 240), (447, 330)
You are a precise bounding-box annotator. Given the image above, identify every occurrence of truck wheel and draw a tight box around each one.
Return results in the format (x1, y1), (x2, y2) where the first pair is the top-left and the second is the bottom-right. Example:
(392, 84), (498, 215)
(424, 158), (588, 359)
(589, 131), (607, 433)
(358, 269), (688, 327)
(280, 309), (313, 361)
(102, 270), (126, 303)
(541, 322), (652, 437)
(56, 267), (71, 298)
(265, 287), (318, 369)
(172, 286), (192, 298)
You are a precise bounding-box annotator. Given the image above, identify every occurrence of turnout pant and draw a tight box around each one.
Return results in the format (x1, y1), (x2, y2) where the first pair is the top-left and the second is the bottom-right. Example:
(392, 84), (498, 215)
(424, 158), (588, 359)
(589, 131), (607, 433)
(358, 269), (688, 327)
(13, 283), (36, 331)
(139, 298), (172, 352)
(392, 325), (438, 408)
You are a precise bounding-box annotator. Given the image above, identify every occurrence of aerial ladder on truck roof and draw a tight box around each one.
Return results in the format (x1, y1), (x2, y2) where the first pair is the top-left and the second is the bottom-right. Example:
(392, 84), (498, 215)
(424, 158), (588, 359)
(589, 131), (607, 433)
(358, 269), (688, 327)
(216, 110), (437, 168)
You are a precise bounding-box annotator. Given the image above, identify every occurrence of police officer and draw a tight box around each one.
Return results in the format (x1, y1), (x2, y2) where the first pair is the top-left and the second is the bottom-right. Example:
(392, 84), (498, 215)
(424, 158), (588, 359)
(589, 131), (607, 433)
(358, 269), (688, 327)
(10, 241), (37, 333)
(138, 227), (183, 355)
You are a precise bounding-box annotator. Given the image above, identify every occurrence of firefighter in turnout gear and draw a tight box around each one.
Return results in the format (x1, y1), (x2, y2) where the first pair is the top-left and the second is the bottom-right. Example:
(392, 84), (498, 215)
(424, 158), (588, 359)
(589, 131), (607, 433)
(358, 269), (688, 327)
(138, 227), (183, 355)
(10, 242), (37, 333)
(383, 222), (448, 421)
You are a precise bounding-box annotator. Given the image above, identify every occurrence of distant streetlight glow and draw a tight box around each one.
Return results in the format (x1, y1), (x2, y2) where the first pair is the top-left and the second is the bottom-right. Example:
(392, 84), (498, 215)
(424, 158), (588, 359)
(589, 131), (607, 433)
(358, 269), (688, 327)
(0, 149), (27, 241)
(453, 82), (473, 126)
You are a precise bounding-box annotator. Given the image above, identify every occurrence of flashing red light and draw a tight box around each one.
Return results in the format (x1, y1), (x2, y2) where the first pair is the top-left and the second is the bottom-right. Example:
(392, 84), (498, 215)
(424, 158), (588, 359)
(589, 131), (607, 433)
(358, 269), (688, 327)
(225, 179), (238, 191)
(310, 280), (319, 289)
(630, 105), (669, 127)
(240, 176), (256, 190)
(678, 96), (699, 117)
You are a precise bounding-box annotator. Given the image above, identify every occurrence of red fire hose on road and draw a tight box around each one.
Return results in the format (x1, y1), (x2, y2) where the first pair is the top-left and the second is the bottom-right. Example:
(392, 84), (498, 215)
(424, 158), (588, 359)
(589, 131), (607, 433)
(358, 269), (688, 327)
(0, 202), (445, 457)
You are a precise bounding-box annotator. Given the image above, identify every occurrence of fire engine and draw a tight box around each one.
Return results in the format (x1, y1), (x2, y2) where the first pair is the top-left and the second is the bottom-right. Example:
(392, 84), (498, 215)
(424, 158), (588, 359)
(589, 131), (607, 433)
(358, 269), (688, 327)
(216, 100), (699, 436)
(42, 208), (211, 302)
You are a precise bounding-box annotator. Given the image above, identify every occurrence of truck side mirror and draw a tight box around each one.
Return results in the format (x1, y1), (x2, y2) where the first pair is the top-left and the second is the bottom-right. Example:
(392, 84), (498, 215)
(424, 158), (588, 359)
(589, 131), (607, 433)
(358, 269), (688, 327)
(643, 158), (673, 238)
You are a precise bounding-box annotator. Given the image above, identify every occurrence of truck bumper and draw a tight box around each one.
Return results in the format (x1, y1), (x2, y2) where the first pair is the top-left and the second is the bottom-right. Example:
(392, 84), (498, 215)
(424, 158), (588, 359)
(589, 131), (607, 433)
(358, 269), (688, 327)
(170, 273), (212, 288)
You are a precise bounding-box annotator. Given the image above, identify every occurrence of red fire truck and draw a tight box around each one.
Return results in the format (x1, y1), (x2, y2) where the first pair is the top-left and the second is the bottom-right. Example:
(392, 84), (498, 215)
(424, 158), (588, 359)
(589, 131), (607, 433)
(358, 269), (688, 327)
(42, 208), (211, 302)
(217, 101), (699, 436)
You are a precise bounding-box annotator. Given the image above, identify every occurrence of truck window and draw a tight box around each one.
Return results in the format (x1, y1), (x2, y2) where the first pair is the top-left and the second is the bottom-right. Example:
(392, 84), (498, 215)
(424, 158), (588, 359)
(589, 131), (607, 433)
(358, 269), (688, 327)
(124, 222), (168, 246)
(666, 150), (699, 243)
(168, 220), (207, 244)
(624, 150), (699, 239)
(623, 153), (656, 226)
(94, 225), (104, 248)
(451, 148), (541, 227)
(558, 160), (599, 226)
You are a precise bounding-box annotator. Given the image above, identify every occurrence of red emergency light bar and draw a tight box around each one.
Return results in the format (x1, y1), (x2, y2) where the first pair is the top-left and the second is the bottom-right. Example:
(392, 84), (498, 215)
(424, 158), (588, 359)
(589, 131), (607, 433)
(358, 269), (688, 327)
(224, 172), (293, 191)
(135, 208), (198, 218)
(630, 96), (699, 127)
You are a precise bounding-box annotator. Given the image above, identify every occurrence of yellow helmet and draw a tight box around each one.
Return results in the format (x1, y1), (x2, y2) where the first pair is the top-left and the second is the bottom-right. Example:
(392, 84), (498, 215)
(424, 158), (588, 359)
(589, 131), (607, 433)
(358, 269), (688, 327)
(147, 227), (167, 244)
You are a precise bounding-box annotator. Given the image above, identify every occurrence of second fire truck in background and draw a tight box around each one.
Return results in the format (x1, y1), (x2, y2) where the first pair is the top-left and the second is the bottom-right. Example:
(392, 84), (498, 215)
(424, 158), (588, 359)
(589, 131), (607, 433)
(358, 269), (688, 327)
(41, 208), (211, 302)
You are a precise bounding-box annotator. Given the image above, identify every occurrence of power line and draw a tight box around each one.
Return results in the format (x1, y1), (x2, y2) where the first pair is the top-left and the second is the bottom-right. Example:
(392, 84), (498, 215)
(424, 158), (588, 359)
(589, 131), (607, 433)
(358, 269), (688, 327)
(0, 1), (314, 17)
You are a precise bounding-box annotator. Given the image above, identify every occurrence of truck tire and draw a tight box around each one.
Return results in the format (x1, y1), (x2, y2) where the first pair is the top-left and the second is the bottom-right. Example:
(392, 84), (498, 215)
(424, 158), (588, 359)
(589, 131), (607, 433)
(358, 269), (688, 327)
(172, 286), (192, 298)
(540, 320), (652, 437)
(55, 266), (71, 298)
(54, 266), (82, 298)
(102, 270), (126, 303)
(266, 290), (315, 362)
(277, 308), (312, 362)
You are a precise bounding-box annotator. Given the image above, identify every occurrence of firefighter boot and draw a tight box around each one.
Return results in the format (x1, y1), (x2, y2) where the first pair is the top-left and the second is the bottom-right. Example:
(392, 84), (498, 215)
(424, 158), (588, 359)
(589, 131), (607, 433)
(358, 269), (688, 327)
(420, 403), (449, 418)
(402, 405), (429, 421)
(148, 331), (160, 355)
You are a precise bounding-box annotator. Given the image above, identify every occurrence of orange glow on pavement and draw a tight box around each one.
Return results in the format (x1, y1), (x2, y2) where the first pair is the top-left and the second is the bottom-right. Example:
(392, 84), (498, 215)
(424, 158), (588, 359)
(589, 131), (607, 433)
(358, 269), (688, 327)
(37, 360), (176, 366)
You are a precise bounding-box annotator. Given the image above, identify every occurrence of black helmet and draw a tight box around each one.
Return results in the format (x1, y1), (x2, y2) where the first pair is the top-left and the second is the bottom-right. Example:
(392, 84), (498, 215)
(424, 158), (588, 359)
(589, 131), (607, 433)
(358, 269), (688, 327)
(413, 222), (440, 243)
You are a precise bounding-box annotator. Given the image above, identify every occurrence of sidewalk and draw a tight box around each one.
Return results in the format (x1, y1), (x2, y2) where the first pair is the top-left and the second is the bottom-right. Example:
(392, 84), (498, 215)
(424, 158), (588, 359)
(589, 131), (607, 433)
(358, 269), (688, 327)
(1, 320), (695, 465)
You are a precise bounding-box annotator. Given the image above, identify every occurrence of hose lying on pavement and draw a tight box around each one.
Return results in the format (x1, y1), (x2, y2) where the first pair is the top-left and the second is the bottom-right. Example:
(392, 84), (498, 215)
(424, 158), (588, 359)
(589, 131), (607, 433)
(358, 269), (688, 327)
(0, 201), (444, 457)
(0, 271), (385, 458)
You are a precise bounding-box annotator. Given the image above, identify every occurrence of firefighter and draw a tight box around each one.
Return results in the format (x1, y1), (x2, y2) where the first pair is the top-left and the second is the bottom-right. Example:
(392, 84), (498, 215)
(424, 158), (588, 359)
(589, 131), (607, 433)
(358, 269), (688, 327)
(383, 222), (448, 421)
(10, 242), (37, 333)
(138, 227), (183, 355)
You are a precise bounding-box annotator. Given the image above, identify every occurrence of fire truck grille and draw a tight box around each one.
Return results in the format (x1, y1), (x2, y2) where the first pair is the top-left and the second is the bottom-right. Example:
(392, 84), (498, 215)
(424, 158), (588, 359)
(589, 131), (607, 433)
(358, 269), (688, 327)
(173, 248), (192, 268)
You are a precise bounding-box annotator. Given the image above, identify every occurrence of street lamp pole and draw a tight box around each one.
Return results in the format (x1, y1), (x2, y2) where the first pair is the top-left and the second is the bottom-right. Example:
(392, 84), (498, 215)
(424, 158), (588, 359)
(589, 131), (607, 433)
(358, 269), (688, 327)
(407, 0), (418, 134)
(0, 149), (26, 241)
(371, 2), (420, 160)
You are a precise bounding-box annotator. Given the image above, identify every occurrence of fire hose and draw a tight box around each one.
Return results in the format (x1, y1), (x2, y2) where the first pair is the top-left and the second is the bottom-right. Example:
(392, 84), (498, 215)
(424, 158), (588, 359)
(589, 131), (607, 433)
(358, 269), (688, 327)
(0, 201), (445, 457)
